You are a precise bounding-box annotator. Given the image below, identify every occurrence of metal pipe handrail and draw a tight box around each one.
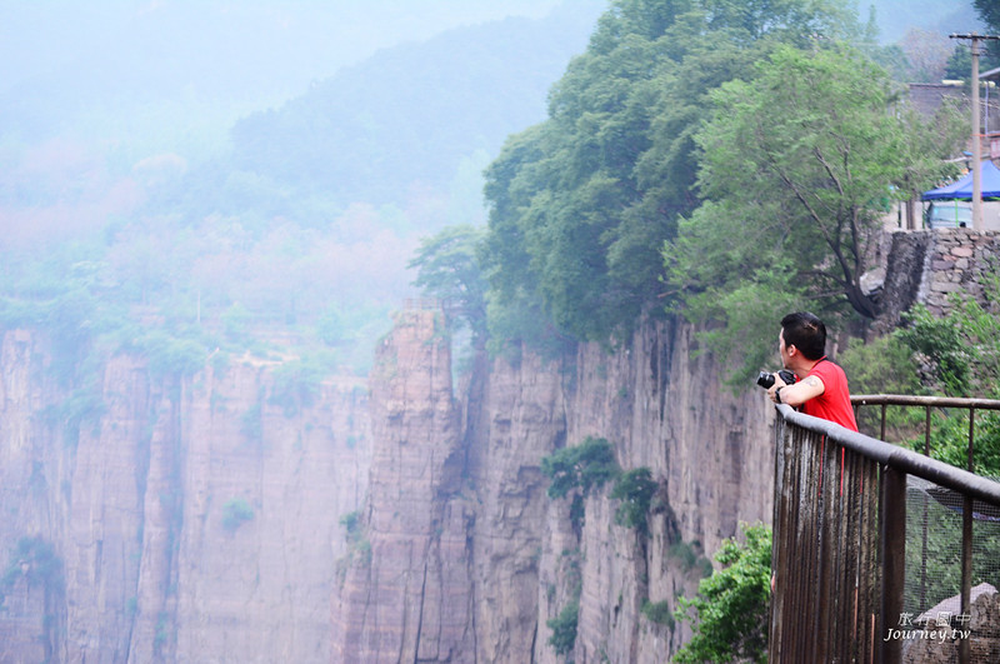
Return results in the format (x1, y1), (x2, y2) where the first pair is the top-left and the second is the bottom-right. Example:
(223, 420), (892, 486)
(772, 400), (1000, 663)
(776, 404), (1000, 507)
(852, 394), (1000, 411)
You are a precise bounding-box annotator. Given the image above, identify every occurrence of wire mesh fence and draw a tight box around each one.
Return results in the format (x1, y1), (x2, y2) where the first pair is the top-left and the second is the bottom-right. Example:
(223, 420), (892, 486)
(899, 475), (1000, 662)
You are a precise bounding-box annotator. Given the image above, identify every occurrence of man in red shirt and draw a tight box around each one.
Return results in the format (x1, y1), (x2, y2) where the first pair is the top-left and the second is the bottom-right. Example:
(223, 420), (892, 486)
(765, 312), (858, 432)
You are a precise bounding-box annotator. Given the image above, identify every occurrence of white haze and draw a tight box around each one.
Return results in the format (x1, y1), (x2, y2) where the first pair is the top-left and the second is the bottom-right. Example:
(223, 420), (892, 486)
(1, 1), (567, 157)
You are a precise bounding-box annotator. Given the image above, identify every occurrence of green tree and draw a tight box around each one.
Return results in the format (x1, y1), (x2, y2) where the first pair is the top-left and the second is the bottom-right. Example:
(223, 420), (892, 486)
(665, 44), (964, 382)
(541, 436), (620, 499)
(408, 225), (488, 344)
(610, 467), (658, 535)
(482, 0), (859, 347)
(222, 498), (254, 532)
(547, 601), (579, 657)
(893, 268), (1000, 477)
(900, 267), (1000, 401)
(975, 0), (1000, 33)
(674, 522), (772, 664)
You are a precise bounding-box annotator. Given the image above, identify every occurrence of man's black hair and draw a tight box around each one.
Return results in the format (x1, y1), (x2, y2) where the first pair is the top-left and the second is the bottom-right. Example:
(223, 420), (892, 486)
(781, 312), (826, 361)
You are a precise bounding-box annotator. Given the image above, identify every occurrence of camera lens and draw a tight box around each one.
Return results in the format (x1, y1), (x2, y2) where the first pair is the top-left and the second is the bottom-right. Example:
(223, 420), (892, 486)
(756, 371), (775, 389)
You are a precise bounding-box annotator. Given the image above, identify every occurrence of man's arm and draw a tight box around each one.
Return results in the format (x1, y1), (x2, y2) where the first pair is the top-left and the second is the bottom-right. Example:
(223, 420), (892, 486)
(768, 374), (825, 407)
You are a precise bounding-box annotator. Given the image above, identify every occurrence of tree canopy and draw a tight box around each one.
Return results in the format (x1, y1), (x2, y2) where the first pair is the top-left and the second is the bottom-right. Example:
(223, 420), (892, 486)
(407, 224), (489, 344)
(662, 44), (964, 381)
(481, 0), (874, 347)
(673, 522), (772, 664)
(974, 0), (1000, 34)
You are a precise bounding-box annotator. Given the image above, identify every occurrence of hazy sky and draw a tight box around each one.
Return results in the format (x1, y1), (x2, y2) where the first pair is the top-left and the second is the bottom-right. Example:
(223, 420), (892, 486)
(1, 1), (568, 98)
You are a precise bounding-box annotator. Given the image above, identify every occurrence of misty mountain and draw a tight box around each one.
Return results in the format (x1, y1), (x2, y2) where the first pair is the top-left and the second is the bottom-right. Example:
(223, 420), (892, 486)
(0, 1), (581, 158)
(0, 4), (605, 376)
(228, 8), (601, 208)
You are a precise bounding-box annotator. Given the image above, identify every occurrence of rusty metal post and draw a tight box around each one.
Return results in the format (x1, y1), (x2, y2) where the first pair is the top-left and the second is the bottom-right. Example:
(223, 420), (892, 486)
(879, 465), (906, 664)
(921, 406), (931, 611)
(880, 403), (887, 442)
(959, 409), (976, 664)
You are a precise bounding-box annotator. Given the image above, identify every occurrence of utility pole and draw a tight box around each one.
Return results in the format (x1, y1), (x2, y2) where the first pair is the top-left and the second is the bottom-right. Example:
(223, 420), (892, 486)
(950, 33), (1000, 231)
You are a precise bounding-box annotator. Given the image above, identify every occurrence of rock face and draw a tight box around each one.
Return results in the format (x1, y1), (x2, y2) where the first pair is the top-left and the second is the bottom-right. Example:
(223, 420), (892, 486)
(0, 306), (776, 663)
(0, 331), (370, 663)
(4, 228), (998, 662)
(331, 309), (476, 662)
(331, 310), (775, 662)
(479, 318), (774, 663)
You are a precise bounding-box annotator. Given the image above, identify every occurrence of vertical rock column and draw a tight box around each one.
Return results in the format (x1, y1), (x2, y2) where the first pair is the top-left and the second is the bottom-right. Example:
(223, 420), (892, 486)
(331, 308), (474, 662)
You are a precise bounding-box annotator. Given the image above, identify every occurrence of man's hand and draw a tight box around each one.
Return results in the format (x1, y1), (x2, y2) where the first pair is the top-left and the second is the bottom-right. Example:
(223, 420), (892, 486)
(766, 373), (788, 404)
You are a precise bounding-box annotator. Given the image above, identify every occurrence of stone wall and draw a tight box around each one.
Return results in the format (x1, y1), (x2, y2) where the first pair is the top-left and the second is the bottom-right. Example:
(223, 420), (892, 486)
(876, 228), (1000, 334)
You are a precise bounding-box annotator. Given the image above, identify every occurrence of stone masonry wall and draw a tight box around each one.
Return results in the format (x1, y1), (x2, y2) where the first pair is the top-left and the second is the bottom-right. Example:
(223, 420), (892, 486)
(876, 229), (1000, 334)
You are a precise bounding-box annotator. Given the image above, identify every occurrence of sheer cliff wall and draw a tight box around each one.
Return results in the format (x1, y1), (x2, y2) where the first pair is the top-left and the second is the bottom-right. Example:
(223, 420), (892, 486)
(331, 309), (774, 662)
(3, 228), (996, 663)
(0, 332), (370, 663)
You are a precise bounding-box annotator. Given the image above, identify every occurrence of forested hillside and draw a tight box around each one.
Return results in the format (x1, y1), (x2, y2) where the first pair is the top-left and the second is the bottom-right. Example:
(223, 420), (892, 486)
(230, 13), (600, 206)
(0, 5), (601, 376)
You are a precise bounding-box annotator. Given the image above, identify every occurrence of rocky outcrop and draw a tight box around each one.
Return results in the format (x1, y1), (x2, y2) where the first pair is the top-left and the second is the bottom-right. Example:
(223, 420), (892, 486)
(465, 348), (570, 663)
(326, 305), (776, 663)
(8, 227), (1000, 663)
(0, 331), (370, 663)
(331, 308), (476, 662)
(466, 318), (775, 663)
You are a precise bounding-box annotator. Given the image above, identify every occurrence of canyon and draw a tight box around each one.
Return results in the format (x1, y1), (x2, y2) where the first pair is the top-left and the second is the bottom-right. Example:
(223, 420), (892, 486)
(2, 228), (997, 662)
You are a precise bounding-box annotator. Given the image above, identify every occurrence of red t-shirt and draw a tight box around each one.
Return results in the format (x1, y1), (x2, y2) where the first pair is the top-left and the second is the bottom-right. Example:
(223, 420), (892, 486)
(800, 358), (858, 432)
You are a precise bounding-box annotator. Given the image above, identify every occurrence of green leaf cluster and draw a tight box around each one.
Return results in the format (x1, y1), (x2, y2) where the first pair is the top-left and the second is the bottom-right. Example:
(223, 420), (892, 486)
(222, 498), (254, 532)
(664, 43), (965, 383)
(641, 598), (675, 628)
(889, 270), (1000, 477)
(1, 536), (64, 592)
(408, 225), (489, 343)
(900, 268), (1000, 399)
(547, 600), (579, 657)
(609, 467), (658, 535)
(268, 352), (337, 417)
(974, 0), (1000, 33)
(837, 331), (928, 439)
(541, 436), (620, 499)
(673, 522), (772, 664)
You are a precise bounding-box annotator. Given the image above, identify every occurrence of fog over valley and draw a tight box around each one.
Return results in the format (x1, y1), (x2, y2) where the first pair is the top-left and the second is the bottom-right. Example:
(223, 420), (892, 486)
(0, 1), (604, 371)
(0, 1), (994, 662)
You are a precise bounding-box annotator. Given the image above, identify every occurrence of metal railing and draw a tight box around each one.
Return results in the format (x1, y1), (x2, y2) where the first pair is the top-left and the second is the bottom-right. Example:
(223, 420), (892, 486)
(769, 400), (1000, 663)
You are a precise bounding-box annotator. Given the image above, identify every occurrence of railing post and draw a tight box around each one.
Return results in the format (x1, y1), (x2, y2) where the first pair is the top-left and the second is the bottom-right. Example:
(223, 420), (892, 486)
(959, 408), (976, 664)
(879, 465), (906, 664)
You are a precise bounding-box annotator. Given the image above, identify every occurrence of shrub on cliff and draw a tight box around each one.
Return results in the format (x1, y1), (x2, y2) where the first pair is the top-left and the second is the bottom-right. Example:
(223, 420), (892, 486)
(610, 467), (658, 535)
(547, 600), (579, 657)
(222, 498), (254, 532)
(541, 436), (619, 499)
(673, 522), (771, 664)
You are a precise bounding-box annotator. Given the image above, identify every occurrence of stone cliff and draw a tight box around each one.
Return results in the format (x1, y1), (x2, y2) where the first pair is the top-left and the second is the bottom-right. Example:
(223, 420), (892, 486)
(0, 332), (370, 663)
(331, 308), (476, 662)
(0, 307), (776, 663)
(6, 228), (987, 662)
(332, 308), (775, 662)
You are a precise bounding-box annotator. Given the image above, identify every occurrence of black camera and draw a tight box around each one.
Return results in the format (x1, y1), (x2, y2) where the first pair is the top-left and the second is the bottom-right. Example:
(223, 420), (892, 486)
(756, 369), (796, 390)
